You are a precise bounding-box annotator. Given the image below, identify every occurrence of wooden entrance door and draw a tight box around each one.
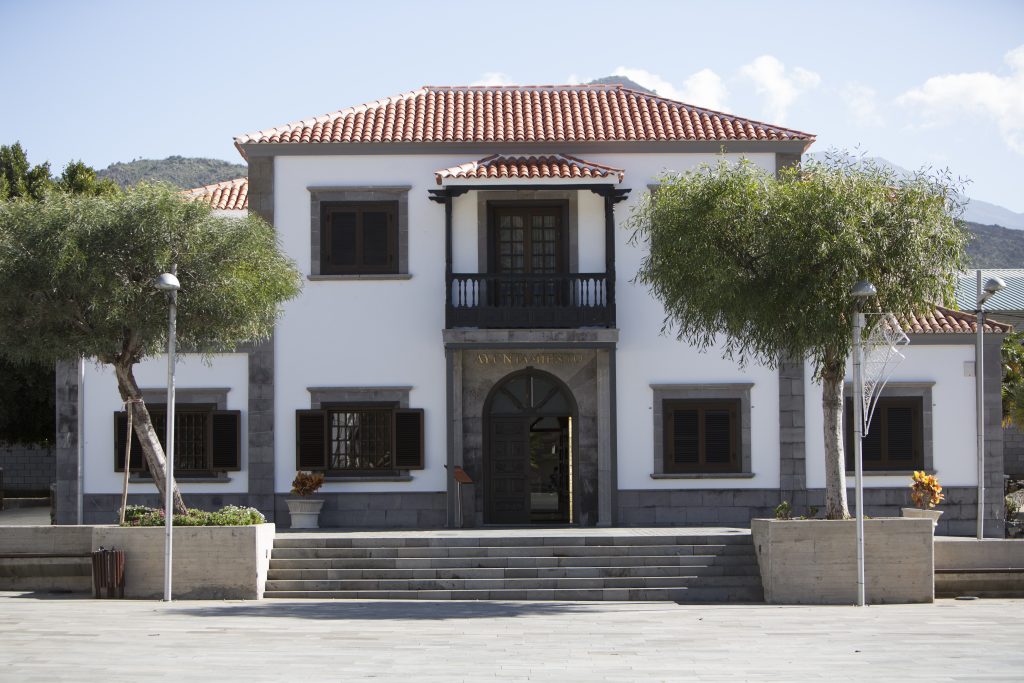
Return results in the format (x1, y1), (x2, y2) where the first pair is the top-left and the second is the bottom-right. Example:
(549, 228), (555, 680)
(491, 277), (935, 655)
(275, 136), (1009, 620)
(489, 204), (568, 309)
(486, 417), (530, 524)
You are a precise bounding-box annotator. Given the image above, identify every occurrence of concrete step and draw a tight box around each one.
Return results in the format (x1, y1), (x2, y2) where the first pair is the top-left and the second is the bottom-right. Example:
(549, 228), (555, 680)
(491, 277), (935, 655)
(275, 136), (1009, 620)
(268, 553), (757, 571)
(269, 544), (755, 560)
(0, 556), (92, 593)
(271, 534), (753, 549)
(263, 586), (765, 602)
(935, 569), (1024, 598)
(267, 563), (761, 581)
(265, 575), (763, 592)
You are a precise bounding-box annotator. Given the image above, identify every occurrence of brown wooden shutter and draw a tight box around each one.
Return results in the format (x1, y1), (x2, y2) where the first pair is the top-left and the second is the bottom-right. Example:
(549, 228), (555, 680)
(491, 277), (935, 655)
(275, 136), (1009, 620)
(393, 408), (424, 469)
(113, 412), (146, 472)
(703, 408), (732, 465)
(210, 410), (241, 471)
(670, 408), (699, 466)
(296, 410), (328, 469)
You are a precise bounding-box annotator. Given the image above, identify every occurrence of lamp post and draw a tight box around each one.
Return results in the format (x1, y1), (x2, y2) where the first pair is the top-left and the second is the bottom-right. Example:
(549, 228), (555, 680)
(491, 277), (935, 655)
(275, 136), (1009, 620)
(850, 279), (877, 607)
(975, 271), (1006, 540)
(153, 267), (180, 602)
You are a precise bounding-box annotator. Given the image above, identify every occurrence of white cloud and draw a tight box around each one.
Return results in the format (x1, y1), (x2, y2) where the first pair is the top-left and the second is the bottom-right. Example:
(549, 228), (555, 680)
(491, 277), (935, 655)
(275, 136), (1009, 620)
(840, 82), (884, 126)
(611, 67), (729, 109)
(897, 45), (1024, 153)
(470, 72), (515, 86)
(738, 55), (821, 123)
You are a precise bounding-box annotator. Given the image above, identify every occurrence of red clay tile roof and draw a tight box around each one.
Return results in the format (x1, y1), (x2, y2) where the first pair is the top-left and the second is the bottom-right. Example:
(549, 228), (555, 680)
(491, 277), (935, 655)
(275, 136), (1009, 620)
(183, 177), (248, 211)
(235, 85), (815, 150)
(900, 306), (1012, 334)
(435, 154), (624, 185)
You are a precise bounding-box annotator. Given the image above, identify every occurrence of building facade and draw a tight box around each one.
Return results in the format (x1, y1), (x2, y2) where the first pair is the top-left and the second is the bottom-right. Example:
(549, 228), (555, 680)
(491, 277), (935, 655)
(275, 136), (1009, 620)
(54, 85), (1008, 535)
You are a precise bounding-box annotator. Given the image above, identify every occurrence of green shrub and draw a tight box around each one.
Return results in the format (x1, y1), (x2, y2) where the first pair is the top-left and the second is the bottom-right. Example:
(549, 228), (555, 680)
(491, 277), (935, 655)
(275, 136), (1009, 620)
(119, 505), (265, 527)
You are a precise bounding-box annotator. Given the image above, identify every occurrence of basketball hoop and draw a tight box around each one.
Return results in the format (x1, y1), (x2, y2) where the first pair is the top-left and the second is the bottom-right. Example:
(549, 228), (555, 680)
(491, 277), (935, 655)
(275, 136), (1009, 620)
(859, 312), (909, 435)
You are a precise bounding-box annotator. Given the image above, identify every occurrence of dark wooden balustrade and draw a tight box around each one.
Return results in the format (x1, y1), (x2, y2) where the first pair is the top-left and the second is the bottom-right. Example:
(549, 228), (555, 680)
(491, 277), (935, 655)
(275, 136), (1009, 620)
(447, 273), (614, 328)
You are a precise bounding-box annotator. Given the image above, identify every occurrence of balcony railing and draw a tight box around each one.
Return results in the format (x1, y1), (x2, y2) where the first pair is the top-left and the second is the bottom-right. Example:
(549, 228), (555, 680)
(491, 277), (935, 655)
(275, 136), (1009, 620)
(447, 272), (613, 329)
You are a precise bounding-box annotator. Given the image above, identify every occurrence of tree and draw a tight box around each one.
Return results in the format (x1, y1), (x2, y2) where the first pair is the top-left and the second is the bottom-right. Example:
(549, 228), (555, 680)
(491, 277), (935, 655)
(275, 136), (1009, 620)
(0, 144), (119, 447)
(629, 156), (967, 519)
(0, 183), (302, 513)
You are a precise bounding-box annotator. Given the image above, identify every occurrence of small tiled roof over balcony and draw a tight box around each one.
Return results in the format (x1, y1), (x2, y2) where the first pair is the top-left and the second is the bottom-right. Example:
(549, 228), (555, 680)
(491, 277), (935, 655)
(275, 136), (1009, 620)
(234, 84), (815, 152)
(435, 154), (624, 185)
(899, 306), (1012, 334)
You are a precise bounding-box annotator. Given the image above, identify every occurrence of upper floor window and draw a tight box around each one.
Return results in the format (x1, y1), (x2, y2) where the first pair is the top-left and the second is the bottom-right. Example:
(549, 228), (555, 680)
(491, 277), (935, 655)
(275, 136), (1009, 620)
(320, 201), (398, 275)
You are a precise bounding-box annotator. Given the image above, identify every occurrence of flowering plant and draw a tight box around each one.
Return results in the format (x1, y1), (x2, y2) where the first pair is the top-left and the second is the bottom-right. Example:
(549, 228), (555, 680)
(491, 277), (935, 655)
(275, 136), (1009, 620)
(910, 470), (944, 510)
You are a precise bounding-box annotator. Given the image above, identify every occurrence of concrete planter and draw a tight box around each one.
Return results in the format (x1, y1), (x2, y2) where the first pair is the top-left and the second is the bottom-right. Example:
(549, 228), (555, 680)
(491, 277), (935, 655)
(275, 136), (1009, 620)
(750, 517), (934, 604)
(901, 507), (943, 529)
(286, 498), (324, 529)
(91, 523), (275, 599)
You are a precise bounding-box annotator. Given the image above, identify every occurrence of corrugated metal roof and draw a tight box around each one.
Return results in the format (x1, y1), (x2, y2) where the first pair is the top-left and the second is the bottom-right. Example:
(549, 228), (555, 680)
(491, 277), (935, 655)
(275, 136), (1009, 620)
(956, 269), (1024, 312)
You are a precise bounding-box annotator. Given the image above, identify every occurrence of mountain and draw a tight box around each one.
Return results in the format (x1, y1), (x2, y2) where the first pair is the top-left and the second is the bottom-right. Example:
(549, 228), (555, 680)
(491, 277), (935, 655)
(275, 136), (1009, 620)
(585, 76), (656, 94)
(965, 222), (1024, 268)
(97, 156), (247, 190)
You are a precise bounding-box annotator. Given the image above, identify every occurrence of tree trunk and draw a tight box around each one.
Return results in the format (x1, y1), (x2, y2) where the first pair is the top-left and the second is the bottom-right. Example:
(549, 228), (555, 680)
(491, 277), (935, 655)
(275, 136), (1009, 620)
(821, 362), (850, 520)
(113, 361), (187, 515)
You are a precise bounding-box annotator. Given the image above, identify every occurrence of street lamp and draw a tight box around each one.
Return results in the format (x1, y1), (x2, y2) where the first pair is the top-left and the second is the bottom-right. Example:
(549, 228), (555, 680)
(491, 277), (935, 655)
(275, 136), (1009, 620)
(975, 271), (1006, 540)
(153, 268), (180, 602)
(850, 279), (877, 607)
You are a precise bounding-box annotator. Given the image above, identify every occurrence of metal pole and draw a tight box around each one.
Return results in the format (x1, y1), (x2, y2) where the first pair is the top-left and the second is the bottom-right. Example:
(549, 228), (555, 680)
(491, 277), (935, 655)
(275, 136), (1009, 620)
(852, 309), (866, 607)
(164, 266), (177, 602)
(77, 355), (85, 525)
(976, 269), (985, 540)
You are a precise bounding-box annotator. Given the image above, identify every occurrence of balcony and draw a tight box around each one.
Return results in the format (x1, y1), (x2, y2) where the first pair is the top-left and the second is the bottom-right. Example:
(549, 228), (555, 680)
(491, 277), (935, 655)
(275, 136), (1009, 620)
(447, 272), (614, 329)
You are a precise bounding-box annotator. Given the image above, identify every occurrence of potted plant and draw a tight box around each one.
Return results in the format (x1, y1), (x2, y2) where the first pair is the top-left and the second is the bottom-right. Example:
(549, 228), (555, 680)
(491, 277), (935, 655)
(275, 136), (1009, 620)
(286, 471), (326, 529)
(902, 470), (944, 528)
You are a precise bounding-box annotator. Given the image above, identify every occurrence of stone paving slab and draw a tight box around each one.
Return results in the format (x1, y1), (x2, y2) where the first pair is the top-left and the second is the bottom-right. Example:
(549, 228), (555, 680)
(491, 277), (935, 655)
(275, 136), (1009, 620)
(0, 592), (1022, 681)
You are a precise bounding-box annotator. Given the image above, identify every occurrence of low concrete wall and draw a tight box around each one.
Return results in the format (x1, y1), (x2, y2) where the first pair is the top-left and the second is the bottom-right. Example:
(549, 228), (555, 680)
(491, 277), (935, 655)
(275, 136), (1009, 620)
(935, 538), (1024, 569)
(751, 518), (934, 604)
(0, 525), (92, 555)
(91, 523), (275, 599)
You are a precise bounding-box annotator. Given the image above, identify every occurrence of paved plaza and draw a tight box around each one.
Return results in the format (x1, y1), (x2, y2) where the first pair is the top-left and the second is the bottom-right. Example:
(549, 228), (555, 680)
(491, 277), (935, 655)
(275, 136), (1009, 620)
(0, 593), (1020, 681)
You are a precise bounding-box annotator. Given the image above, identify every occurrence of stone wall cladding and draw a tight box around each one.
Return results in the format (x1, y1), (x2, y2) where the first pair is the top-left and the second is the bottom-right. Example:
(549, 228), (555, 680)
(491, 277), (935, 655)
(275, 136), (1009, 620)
(274, 492), (446, 528)
(0, 444), (55, 495)
(618, 485), (996, 536)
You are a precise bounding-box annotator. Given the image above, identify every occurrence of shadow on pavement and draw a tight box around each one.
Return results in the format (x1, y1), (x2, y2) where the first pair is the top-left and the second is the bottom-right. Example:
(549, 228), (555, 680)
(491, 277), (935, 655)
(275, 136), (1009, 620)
(172, 600), (625, 621)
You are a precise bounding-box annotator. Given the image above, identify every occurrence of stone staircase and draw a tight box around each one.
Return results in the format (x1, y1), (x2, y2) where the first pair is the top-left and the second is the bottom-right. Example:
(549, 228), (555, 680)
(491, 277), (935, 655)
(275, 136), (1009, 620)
(265, 531), (764, 601)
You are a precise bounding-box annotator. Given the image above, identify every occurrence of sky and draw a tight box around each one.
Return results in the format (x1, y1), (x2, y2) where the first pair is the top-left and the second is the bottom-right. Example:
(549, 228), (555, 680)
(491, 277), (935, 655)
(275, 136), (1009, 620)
(2, 0), (1023, 211)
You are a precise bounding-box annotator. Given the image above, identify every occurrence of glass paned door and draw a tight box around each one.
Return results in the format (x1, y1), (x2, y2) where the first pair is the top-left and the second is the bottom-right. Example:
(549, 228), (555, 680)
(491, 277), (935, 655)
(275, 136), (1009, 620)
(491, 205), (566, 308)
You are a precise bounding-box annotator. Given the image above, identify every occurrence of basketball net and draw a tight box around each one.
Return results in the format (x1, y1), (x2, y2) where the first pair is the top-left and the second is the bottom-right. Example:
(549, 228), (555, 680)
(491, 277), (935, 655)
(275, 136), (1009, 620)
(860, 312), (909, 435)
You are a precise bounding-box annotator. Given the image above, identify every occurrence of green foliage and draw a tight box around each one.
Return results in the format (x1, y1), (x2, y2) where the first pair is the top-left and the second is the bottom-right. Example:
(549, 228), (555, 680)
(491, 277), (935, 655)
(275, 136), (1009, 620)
(774, 501), (792, 519)
(120, 504), (266, 526)
(97, 156), (247, 190)
(1001, 331), (1024, 428)
(56, 160), (119, 197)
(629, 155), (968, 378)
(0, 183), (302, 367)
(1, 142), (53, 201)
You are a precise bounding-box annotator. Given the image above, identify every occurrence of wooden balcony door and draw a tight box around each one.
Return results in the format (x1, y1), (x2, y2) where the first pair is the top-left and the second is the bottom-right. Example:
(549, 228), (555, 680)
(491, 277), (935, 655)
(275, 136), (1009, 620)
(489, 203), (568, 308)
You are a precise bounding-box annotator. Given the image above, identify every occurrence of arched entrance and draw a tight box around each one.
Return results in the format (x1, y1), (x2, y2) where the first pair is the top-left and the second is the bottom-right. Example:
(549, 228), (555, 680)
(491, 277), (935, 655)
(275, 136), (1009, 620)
(483, 368), (578, 525)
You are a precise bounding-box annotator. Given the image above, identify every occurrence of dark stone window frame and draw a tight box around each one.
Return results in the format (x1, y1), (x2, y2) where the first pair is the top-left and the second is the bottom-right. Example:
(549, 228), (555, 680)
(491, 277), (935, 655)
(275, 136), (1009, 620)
(650, 383), (754, 479)
(308, 186), (411, 279)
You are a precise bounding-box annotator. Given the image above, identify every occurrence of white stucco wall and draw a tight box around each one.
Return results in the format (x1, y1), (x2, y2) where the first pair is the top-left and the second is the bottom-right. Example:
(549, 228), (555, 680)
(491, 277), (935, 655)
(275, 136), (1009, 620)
(804, 343), (977, 488)
(82, 354), (249, 495)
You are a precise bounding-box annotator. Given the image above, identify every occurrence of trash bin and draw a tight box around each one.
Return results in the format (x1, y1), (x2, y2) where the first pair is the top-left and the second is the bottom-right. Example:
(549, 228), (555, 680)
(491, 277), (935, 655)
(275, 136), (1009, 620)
(91, 547), (125, 599)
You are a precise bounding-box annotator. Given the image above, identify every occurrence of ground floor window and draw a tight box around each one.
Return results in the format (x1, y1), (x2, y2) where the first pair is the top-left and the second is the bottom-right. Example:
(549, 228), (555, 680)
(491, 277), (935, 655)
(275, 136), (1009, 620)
(845, 396), (924, 471)
(114, 404), (241, 475)
(662, 399), (741, 473)
(296, 404), (424, 473)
